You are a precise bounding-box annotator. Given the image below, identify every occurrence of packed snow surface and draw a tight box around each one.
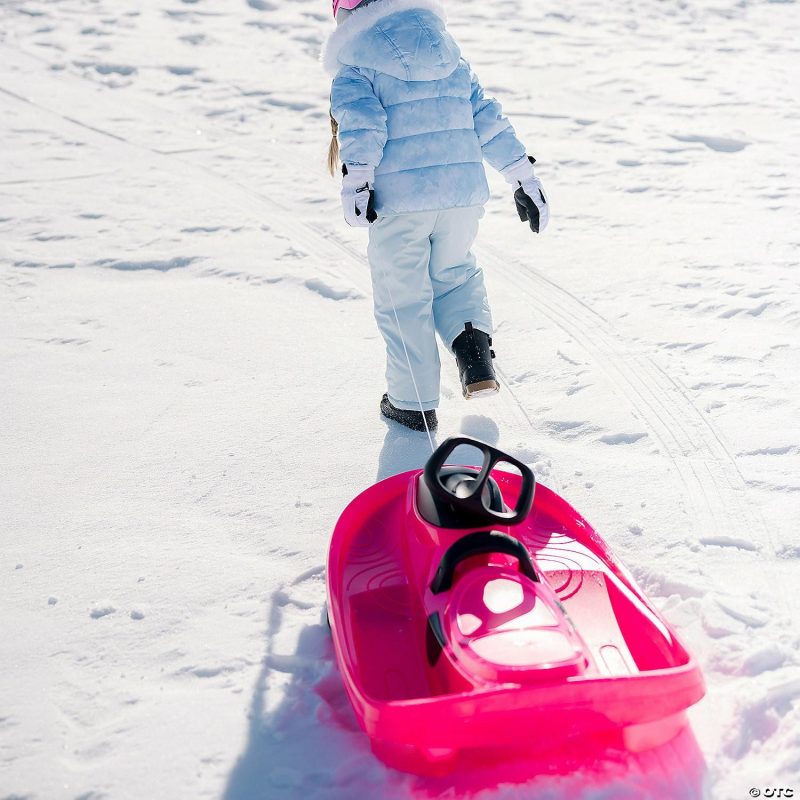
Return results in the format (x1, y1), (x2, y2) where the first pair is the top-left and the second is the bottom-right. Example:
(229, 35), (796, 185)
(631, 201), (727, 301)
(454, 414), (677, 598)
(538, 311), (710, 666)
(1, 0), (799, 798)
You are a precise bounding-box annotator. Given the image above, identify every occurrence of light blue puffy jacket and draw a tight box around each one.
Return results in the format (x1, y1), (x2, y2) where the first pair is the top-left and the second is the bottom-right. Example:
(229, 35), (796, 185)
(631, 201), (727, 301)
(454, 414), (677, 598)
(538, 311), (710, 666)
(323, 0), (527, 215)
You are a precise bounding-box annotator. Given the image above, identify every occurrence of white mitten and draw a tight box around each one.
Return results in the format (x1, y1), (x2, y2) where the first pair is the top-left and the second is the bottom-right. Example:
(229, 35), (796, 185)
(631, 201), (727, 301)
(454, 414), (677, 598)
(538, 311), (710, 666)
(341, 165), (376, 228)
(501, 156), (550, 234)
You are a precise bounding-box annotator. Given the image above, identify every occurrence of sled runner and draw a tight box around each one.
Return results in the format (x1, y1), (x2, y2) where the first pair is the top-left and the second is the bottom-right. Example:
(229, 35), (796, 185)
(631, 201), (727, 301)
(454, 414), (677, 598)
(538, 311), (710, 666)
(326, 436), (705, 775)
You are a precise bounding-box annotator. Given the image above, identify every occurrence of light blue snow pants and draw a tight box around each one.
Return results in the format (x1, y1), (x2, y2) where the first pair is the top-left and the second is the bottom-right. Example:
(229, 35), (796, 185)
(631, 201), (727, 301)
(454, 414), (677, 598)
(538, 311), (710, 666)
(367, 206), (493, 411)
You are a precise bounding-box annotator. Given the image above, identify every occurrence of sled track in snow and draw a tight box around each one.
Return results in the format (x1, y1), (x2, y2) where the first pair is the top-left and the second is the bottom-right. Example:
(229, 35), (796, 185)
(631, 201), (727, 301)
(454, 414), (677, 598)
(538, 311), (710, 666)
(322, 230), (769, 554)
(0, 43), (768, 555)
(478, 243), (767, 545)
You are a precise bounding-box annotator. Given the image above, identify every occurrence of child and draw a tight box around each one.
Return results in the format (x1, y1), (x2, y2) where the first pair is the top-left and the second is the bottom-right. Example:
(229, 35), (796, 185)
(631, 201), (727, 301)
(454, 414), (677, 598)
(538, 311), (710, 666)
(323, 0), (549, 433)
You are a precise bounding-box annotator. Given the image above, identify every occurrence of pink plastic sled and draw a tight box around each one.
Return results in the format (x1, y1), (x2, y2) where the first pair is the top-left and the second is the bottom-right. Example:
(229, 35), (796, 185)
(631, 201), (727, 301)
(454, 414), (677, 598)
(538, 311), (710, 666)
(326, 436), (705, 775)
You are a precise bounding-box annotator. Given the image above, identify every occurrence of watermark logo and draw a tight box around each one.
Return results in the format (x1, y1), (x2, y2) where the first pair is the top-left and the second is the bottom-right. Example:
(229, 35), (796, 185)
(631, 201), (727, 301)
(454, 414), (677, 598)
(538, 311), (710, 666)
(749, 790), (795, 798)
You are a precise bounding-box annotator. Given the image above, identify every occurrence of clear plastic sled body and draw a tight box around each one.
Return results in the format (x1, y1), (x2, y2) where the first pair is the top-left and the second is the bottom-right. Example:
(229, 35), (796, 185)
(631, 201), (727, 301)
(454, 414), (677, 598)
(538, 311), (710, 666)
(326, 437), (705, 775)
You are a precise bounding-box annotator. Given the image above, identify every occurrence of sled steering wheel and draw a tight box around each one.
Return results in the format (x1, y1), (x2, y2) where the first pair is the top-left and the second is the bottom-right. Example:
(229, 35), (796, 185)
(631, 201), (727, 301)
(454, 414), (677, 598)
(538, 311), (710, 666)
(422, 436), (535, 527)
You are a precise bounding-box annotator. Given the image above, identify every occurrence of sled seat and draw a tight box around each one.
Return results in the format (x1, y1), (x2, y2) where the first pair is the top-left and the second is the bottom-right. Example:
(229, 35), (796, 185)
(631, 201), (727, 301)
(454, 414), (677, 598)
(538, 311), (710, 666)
(441, 563), (589, 684)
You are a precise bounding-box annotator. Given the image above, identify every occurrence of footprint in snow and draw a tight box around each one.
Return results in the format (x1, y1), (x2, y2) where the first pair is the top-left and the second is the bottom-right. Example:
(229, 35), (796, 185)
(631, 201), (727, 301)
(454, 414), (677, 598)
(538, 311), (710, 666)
(90, 602), (116, 619)
(93, 256), (197, 272)
(545, 420), (603, 440)
(698, 535), (759, 552)
(671, 133), (749, 153)
(722, 676), (800, 761)
(165, 65), (197, 76)
(598, 431), (648, 445)
(75, 61), (137, 78)
(303, 277), (363, 302)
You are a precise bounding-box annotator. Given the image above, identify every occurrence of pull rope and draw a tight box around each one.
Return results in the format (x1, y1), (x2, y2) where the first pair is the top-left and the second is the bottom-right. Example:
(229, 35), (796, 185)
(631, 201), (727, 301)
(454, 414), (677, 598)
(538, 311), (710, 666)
(375, 260), (436, 454)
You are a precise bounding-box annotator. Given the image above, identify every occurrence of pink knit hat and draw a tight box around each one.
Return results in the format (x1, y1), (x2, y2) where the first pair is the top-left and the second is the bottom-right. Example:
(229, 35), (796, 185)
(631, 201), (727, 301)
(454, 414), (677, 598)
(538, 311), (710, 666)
(332, 0), (366, 18)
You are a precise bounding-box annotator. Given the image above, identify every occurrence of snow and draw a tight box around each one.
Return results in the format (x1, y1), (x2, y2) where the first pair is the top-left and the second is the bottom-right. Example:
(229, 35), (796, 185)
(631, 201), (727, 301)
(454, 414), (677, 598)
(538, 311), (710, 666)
(1, 0), (798, 798)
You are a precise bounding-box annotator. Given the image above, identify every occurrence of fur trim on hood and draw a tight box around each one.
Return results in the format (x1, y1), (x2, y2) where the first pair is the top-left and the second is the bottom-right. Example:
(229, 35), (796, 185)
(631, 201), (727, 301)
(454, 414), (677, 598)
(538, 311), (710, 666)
(321, 0), (447, 76)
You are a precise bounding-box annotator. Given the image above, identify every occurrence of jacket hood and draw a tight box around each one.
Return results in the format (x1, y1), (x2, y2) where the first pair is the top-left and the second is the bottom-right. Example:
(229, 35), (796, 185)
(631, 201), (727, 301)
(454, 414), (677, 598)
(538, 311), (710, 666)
(321, 0), (460, 81)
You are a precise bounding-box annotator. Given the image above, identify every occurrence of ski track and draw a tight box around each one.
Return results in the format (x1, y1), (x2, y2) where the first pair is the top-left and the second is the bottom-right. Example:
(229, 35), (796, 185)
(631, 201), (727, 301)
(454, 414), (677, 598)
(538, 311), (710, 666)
(478, 243), (767, 544)
(2, 3), (799, 798)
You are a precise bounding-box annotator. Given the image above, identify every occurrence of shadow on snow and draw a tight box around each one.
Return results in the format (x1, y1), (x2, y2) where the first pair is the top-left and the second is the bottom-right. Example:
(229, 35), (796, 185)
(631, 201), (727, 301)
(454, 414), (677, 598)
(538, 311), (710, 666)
(222, 413), (707, 799)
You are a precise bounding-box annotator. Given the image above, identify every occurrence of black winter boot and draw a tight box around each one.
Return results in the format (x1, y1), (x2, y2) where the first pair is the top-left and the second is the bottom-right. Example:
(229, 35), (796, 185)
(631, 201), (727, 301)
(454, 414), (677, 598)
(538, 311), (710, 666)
(380, 393), (438, 432)
(452, 322), (499, 399)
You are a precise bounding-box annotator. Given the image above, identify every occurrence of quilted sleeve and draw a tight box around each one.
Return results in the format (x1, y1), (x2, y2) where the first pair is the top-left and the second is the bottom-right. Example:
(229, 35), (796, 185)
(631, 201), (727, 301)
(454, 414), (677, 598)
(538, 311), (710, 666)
(468, 64), (527, 173)
(330, 67), (387, 170)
